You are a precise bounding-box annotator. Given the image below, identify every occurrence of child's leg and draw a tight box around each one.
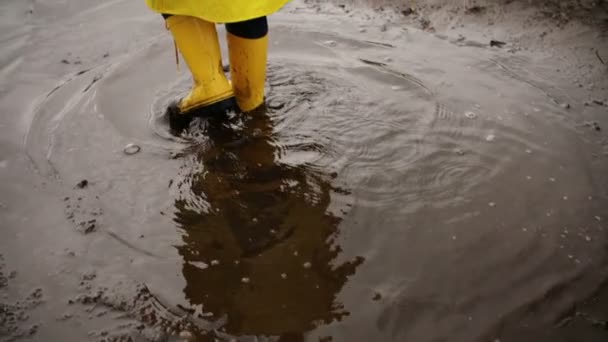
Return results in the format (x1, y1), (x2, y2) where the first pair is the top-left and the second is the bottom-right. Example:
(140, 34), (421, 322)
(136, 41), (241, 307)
(226, 17), (269, 112)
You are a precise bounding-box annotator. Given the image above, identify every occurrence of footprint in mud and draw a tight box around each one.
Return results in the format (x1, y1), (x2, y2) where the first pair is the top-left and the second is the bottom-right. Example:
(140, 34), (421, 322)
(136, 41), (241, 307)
(0, 258), (43, 341)
(70, 281), (204, 342)
(63, 182), (104, 234)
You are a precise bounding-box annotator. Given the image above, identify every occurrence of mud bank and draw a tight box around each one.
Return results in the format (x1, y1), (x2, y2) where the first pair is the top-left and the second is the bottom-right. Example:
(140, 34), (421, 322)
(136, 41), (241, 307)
(1, 0), (608, 341)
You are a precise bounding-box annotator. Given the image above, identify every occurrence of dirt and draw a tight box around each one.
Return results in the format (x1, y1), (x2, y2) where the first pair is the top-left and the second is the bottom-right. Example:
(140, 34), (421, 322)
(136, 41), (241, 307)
(1, 0), (608, 341)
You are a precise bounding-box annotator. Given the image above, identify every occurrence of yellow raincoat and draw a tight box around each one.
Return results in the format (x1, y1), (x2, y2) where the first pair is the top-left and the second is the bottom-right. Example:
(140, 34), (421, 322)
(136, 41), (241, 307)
(145, 0), (291, 23)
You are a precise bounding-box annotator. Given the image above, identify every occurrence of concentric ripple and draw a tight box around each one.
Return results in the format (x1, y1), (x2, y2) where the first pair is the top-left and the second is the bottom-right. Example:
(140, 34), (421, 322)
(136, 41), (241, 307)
(20, 18), (606, 341)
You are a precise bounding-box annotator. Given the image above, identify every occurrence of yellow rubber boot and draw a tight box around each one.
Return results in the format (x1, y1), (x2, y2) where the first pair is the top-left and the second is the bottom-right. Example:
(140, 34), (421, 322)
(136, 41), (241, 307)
(166, 15), (234, 114)
(227, 33), (268, 112)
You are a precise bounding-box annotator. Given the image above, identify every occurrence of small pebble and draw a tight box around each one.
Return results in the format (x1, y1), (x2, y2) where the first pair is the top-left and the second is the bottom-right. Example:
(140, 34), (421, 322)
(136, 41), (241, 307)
(522, 228), (528, 232)
(303, 262), (312, 269)
(488, 202), (496, 207)
(391, 86), (402, 91)
(293, 251), (299, 257)
(281, 273), (287, 279)
(241, 277), (250, 284)
(562, 196), (568, 200)
(560, 103), (570, 109)
(595, 216), (602, 222)
(465, 111), (477, 119)
(485, 134), (495, 142)
(549, 178), (556, 182)
(526, 176), (532, 180)
(210, 260), (219, 266)
(585, 236), (591, 242)
(525, 149), (532, 154)
(324, 40), (337, 47)
(123, 143), (141, 155)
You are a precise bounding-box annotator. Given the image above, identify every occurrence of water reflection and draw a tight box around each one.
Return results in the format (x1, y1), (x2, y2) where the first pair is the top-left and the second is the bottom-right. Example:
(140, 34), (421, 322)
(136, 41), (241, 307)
(172, 108), (363, 338)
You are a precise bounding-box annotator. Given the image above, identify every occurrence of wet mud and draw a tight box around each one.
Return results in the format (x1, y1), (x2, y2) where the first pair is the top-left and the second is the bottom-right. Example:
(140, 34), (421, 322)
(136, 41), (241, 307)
(1, 0), (608, 341)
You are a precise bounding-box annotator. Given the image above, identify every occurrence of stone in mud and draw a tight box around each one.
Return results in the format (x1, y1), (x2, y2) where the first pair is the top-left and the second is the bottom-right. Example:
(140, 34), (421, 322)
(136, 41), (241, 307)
(80, 219), (97, 234)
(401, 8), (414, 16)
(490, 40), (507, 48)
(123, 143), (141, 155)
(76, 179), (89, 189)
(267, 100), (285, 110)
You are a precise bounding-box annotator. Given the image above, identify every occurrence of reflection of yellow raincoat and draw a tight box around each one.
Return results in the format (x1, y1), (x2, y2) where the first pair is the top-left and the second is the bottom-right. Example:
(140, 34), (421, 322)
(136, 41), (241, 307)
(145, 0), (291, 23)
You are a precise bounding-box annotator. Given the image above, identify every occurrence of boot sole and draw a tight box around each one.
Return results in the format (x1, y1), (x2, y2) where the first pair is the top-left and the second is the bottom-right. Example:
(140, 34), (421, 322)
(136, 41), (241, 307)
(167, 97), (238, 133)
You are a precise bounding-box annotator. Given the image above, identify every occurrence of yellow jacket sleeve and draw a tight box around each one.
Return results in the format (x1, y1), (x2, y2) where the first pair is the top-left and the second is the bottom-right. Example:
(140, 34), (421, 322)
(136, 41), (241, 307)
(145, 0), (291, 23)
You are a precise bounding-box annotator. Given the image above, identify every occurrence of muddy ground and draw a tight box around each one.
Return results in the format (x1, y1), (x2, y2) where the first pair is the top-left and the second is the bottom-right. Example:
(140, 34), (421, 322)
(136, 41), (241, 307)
(1, 0), (608, 341)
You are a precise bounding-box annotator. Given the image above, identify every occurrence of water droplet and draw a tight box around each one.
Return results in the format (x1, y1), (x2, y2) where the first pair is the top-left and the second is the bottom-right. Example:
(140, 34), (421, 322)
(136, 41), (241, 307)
(465, 111), (477, 119)
(303, 262), (312, 269)
(123, 143), (141, 155)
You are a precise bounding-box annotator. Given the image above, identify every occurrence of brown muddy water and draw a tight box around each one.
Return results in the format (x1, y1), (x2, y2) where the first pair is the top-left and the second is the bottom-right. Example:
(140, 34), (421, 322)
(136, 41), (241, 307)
(1, 1), (608, 341)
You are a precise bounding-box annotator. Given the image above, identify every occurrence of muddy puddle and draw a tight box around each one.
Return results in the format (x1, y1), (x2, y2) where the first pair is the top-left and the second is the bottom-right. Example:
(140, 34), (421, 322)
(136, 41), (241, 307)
(1, 1), (608, 341)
